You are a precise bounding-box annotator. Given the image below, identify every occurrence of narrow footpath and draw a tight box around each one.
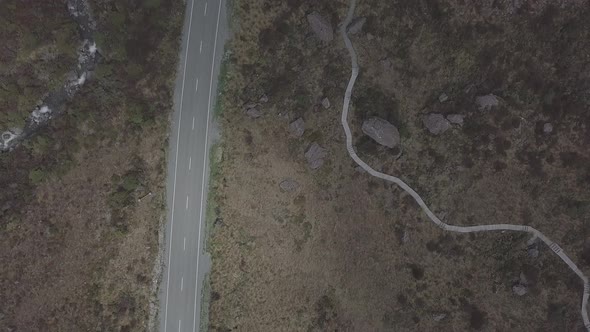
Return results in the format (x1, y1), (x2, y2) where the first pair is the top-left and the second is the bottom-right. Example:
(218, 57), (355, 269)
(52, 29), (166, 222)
(338, 0), (590, 329)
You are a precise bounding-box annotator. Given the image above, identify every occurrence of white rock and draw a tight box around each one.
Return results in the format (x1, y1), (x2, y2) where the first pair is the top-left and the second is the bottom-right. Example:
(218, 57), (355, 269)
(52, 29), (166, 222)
(321, 97), (330, 109)
(438, 93), (449, 103)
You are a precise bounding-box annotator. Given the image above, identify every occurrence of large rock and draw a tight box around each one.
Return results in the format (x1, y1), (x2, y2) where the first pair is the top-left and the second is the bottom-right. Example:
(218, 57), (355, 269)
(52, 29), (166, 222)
(475, 94), (500, 111)
(305, 143), (327, 169)
(289, 118), (305, 137)
(361, 117), (400, 148)
(307, 12), (333, 42)
(423, 113), (451, 135)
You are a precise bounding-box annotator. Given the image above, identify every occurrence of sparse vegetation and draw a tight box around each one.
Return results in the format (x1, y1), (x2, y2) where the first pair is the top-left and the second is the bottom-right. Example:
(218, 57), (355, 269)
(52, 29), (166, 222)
(208, 0), (590, 331)
(0, 0), (184, 331)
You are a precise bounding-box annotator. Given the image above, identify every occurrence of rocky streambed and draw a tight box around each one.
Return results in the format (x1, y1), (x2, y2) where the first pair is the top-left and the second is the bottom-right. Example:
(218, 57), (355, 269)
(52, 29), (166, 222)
(0, 0), (99, 151)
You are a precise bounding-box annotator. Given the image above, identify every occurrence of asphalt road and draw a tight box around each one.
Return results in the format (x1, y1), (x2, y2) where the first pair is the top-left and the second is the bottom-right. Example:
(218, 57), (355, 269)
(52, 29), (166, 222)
(159, 1), (227, 331)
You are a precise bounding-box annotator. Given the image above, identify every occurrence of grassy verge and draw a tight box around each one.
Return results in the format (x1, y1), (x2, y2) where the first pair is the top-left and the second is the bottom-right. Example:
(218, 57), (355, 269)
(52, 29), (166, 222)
(213, 49), (231, 120)
(204, 142), (223, 252)
(199, 272), (212, 332)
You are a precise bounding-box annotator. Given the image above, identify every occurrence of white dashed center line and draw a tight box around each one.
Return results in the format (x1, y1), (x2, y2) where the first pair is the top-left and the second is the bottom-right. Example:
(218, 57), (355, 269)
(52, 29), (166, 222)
(189, 157), (192, 170)
(195, 78), (199, 93)
(183, 237), (186, 251)
(192, 116), (195, 130)
(181, 277), (184, 291)
(178, 320), (181, 332)
(186, 196), (189, 210)
(204, 2), (208, 15)
(199, 40), (202, 53)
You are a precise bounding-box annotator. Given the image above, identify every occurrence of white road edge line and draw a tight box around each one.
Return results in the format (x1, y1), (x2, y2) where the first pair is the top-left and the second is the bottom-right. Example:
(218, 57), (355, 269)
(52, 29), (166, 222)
(189, 157), (192, 170)
(192, 1), (222, 332)
(204, 2), (208, 16)
(178, 320), (181, 332)
(163, 0), (195, 330)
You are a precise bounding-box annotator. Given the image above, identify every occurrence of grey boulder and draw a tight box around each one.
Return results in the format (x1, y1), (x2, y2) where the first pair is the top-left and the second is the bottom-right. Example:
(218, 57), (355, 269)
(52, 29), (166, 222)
(305, 143), (327, 169)
(307, 12), (333, 42)
(475, 94), (500, 111)
(423, 113), (451, 135)
(361, 117), (401, 148)
(289, 118), (305, 138)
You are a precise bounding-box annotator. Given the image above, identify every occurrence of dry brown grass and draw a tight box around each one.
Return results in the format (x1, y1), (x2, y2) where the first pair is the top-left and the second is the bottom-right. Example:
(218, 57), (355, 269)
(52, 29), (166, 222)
(0, 0), (184, 330)
(209, 0), (590, 331)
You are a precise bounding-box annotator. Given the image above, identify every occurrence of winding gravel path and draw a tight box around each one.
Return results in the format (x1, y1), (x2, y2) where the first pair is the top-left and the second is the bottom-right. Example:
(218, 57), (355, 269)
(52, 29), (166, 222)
(339, 0), (590, 329)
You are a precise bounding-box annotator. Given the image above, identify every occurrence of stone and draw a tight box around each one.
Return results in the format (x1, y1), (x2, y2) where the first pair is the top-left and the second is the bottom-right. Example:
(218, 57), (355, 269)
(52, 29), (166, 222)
(289, 118), (305, 138)
(347, 17), (366, 35)
(475, 94), (500, 111)
(438, 93), (449, 103)
(305, 142), (327, 169)
(432, 313), (447, 322)
(361, 117), (401, 148)
(279, 179), (299, 192)
(366, 33), (374, 40)
(543, 122), (553, 134)
(245, 107), (262, 118)
(321, 97), (330, 109)
(512, 283), (527, 296)
(423, 113), (451, 135)
(447, 114), (464, 125)
(259, 94), (269, 103)
(307, 12), (333, 42)
(402, 231), (410, 244)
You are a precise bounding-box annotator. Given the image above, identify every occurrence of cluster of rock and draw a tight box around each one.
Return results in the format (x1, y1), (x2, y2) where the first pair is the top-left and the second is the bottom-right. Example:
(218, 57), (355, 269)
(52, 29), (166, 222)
(512, 272), (529, 296)
(243, 94), (270, 119)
